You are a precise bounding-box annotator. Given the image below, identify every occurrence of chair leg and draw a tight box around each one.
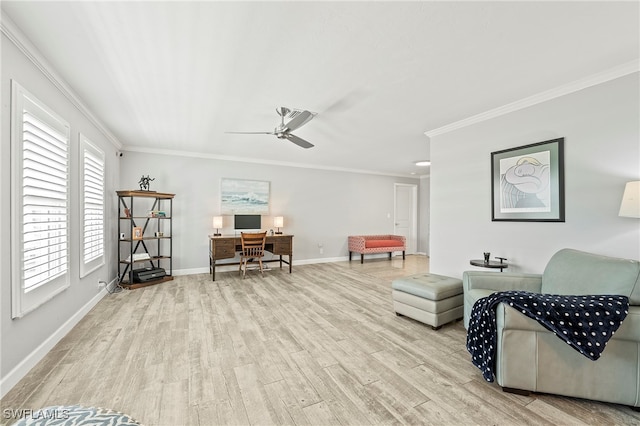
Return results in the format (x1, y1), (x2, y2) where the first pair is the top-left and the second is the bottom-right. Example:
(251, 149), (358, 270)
(259, 258), (264, 275)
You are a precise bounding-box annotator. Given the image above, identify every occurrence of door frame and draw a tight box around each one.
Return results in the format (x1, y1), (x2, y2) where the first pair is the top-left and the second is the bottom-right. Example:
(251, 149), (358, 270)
(394, 183), (418, 254)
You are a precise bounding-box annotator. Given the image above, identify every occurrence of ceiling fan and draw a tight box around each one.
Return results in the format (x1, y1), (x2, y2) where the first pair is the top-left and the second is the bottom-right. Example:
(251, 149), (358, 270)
(226, 107), (316, 149)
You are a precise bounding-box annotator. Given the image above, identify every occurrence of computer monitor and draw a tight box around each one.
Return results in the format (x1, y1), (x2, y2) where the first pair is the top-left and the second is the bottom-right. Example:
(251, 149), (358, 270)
(234, 214), (261, 231)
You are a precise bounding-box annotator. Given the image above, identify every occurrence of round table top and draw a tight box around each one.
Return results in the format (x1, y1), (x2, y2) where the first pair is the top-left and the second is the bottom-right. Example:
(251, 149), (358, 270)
(469, 259), (508, 269)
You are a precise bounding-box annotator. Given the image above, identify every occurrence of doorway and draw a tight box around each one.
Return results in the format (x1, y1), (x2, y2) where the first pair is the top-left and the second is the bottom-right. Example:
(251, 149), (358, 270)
(394, 183), (418, 254)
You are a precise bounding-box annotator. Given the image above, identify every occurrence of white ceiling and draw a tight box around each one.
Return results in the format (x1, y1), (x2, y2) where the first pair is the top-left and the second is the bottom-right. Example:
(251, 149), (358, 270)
(2, 1), (639, 176)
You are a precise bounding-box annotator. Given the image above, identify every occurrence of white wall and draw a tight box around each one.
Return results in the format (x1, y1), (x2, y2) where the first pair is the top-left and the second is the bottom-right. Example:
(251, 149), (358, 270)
(1, 32), (121, 395)
(119, 152), (421, 273)
(418, 175), (430, 255)
(430, 73), (640, 278)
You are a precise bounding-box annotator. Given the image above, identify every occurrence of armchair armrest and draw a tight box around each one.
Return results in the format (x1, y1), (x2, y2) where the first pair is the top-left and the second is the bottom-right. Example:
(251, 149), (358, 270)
(463, 271), (542, 293)
(463, 271), (542, 330)
(348, 236), (366, 252)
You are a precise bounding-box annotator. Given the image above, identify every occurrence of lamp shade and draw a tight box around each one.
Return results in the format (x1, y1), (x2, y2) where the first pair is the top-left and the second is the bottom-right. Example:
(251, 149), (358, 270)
(273, 216), (284, 228)
(619, 181), (640, 218)
(213, 216), (223, 229)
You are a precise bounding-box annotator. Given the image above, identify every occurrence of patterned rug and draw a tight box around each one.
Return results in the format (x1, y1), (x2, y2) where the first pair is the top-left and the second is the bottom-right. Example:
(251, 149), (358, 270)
(11, 405), (141, 426)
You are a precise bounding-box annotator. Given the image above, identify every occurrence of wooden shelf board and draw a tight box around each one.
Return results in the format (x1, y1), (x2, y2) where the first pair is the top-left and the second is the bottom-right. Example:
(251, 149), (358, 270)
(119, 256), (171, 265)
(121, 275), (174, 289)
(116, 190), (175, 199)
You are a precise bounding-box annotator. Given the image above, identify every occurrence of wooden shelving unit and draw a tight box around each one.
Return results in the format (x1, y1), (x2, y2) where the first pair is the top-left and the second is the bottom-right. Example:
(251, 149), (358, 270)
(117, 190), (174, 289)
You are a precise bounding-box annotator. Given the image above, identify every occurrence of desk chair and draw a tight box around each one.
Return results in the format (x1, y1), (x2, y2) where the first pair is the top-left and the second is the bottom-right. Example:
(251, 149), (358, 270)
(239, 232), (267, 278)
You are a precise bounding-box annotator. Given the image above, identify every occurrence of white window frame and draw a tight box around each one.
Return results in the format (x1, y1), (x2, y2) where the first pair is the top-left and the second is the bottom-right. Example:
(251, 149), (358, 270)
(11, 81), (70, 318)
(79, 134), (105, 278)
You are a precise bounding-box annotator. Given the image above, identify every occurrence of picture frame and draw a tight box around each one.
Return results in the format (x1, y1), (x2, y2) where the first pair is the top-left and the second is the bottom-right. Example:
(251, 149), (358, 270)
(220, 178), (270, 214)
(491, 137), (565, 222)
(132, 226), (143, 240)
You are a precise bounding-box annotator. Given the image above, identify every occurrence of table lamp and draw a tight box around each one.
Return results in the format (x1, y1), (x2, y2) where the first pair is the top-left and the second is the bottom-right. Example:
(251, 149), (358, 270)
(274, 216), (284, 234)
(619, 181), (640, 218)
(212, 216), (223, 236)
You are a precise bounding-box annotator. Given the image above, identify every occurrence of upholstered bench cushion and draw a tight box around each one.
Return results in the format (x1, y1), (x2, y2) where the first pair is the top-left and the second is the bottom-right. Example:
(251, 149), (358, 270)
(392, 291), (463, 314)
(365, 239), (405, 248)
(392, 273), (463, 301)
(392, 273), (464, 329)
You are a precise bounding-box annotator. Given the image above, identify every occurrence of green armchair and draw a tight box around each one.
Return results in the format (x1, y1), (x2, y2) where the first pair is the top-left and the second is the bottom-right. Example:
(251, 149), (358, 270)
(463, 248), (640, 409)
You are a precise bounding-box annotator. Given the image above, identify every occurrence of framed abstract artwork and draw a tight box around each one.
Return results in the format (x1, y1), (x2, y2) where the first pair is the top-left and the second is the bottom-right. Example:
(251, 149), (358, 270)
(491, 138), (565, 222)
(220, 178), (270, 214)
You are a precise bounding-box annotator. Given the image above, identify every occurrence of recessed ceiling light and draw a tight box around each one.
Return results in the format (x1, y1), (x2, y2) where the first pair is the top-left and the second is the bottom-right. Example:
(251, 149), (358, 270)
(415, 161), (431, 166)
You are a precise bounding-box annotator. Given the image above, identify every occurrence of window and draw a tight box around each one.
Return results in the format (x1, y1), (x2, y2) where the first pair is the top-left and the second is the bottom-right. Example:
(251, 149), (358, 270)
(80, 135), (105, 277)
(11, 81), (70, 318)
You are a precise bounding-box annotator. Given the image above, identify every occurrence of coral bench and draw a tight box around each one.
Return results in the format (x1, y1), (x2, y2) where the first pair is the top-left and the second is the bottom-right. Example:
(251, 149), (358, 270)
(348, 235), (406, 264)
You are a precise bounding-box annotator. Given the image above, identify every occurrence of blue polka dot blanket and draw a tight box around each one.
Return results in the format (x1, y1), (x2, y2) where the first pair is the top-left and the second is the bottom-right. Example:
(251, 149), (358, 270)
(466, 291), (629, 382)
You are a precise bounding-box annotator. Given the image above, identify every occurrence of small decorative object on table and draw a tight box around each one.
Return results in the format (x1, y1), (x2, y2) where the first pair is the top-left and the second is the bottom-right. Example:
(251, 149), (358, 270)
(483, 252), (490, 265)
(138, 175), (155, 191)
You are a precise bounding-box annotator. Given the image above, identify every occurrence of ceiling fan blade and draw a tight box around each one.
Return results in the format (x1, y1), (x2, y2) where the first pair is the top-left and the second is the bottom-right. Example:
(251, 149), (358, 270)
(285, 134), (314, 149)
(225, 131), (274, 135)
(283, 110), (314, 132)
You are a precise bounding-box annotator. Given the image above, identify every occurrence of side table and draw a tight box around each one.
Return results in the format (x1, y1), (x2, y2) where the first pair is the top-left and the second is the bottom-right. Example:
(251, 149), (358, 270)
(470, 257), (508, 272)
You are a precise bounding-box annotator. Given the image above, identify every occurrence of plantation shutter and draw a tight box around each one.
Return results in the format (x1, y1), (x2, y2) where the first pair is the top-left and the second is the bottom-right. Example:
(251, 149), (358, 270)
(12, 81), (70, 318)
(81, 137), (105, 273)
(22, 111), (69, 291)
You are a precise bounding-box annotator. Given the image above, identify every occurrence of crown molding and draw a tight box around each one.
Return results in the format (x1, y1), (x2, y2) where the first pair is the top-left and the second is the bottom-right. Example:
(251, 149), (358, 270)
(1, 14), (123, 150)
(425, 60), (640, 138)
(124, 145), (421, 179)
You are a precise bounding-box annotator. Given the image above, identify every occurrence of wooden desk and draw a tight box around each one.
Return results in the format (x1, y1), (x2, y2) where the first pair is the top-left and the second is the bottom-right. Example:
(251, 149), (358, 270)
(209, 234), (293, 281)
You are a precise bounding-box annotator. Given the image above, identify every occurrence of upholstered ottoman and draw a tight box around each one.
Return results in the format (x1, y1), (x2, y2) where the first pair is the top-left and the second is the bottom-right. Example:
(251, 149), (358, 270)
(392, 273), (464, 330)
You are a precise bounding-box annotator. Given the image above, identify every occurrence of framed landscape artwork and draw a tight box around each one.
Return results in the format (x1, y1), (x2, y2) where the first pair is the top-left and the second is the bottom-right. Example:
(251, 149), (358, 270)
(491, 138), (565, 222)
(221, 178), (270, 214)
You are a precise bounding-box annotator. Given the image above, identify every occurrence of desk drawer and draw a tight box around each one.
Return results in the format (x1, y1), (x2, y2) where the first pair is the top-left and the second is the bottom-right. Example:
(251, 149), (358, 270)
(273, 240), (292, 255)
(213, 240), (236, 259)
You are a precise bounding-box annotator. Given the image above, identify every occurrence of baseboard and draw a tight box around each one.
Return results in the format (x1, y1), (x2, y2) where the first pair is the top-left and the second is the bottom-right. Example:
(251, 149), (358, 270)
(295, 256), (349, 265)
(172, 257), (350, 276)
(173, 267), (210, 276)
(172, 254), (419, 276)
(0, 281), (112, 399)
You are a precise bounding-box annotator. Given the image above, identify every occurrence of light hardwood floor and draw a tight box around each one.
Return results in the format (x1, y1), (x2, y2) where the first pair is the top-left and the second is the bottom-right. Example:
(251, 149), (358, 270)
(2, 256), (639, 425)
